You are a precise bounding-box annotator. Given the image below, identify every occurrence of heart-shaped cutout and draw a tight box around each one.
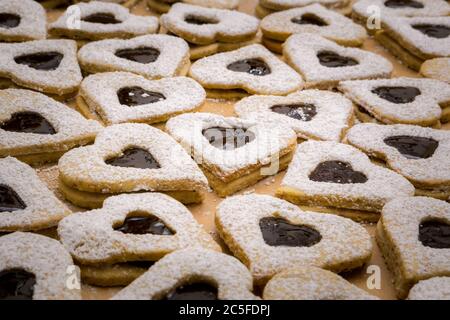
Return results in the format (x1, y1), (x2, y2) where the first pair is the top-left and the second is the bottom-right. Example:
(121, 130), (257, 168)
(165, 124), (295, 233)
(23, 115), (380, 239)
(384, 135), (439, 159)
(82, 12), (121, 24)
(105, 147), (161, 169)
(419, 220), (450, 249)
(270, 103), (317, 122)
(114, 213), (174, 235)
(0, 13), (21, 29)
(0, 269), (36, 300)
(384, 0), (424, 8)
(1, 111), (56, 135)
(115, 47), (160, 64)
(117, 86), (166, 107)
(309, 160), (368, 184)
(291, 13), (327, 26)
(227, 58), (271, 76)
(317, 51), (359, 68)
(14, 52), (63, 71)
(202, 126), (256, 150)
(0, 184), (27, 212)
(371, 86), (421, 104)
(164, 282), (218, 300)
(412, 24), (450, 39)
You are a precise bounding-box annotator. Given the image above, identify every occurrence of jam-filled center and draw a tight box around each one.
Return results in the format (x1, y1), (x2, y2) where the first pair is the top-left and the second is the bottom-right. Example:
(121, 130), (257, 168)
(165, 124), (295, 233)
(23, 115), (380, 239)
(260, 217), (322, 247)
(384, 0), (424, 8)
(164, 282), (218, 300)
(0, 185), (26, 213)
(115, 47), (160, 64)
(14, 52), (63, 71)
(114, 214), (174, 235)
(184, 15), (219, 25)
(117, 87), (166, 107)
(0, 269), (36, 300)
(384, 136), (439, 159)
(309, 161), (368, 184)
(412, 24), (450, 39)
(0, 13), (21, 29)
(82, 12), (121, 24)
(419, 220), (450, 249)
(317, 51), (359, 68)
(227, 58), (271, 76)
(126, 261), (156, 269)
(1, 111), (56, 135)
(105, 148), (161, 169)
(372, 86), (421, 104)
(271, 103), (317, 121)
(291, 13), (327, 26)
(202, 126), (256, 150)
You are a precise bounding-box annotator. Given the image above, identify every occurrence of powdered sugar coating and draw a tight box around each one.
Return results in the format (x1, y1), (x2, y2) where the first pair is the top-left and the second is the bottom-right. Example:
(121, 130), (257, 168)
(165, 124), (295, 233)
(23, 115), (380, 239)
(216, 194), (372, 283)
(78, 34), (190, 79)
(189, 44), (303, 95)
(408, 277), (450, 300)
(0, 39), (82, 95)
(234, 89), (353, 141)
(284, 34), (393, 88)
(182, 0), (239, 10)
(339, 77), (450, 126)
(0, 89), (102, 156)
(261, 0), (347, 10)
(49, 1), (159, 40)
(58, 123), (208, 193)
(346, 123), (450, 188)
(166, 112), (296, 177)
(263, 266), (378, 300)
(0, 157), (71, 232)
(353, 0), (450, 19)
(0, 232), (80, 300)
(58, 193), (220, 264)
(79, 72), (206, 125)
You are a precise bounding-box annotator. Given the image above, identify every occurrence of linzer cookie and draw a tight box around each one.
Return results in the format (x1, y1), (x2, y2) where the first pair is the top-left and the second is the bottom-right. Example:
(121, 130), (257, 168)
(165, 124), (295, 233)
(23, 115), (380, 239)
(0, 39), (82, 98)
(420, 58), (450, 85)
(276, 141), (415, 222)
(261, 4), (367, 53)
(408, 277), (450, 300)
(346, 123), (450, 200)
(78, 34), (190, 79)
(216, 194), (372, 284)
(375, 16), (450, 71)
(147, 0), (239, 14)
(339, 77), (450, 127)
(160, 3), (260, 59)
(0, 0), (46, 42)
(0, 89), (102, 165)
(263, 266), (378, 300)
(283, 34), (393, 89)
(256, 0), (353, 19)
(0, 157), (71, 232)
(113, 248), (258, 300)
(58, 123), (208, 209)
(189, 44), (303, 98)
(234, 89), (354, 142)
(377, 196), (450, 298)
(49, 1), (159, 42)
(77, 72), (205, 125)
(58, 193), (220, 286)
(166, 113), (297, 197)
(0, 232), (80, 300)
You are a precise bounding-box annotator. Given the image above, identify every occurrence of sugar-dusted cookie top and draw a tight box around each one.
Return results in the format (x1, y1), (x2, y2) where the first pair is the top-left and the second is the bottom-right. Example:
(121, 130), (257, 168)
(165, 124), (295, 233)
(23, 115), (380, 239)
(0, 232), (80, 300)
(234, 89), (353, 141)
(79, 72), (205, 125)
(408, 277), (450, 300)
(78, 34), (190, 79)
(0, 39), (82, 95)
(189, 44), (303, 95)
(183, 0), (239, 10)
(0, 0), (47, 42)
(261, 4), (367, 45)
(49, 1), (159, 41)
(113, 248), (259, 300)
(260, 0), (347, 10)
(284, 34), (392, 88)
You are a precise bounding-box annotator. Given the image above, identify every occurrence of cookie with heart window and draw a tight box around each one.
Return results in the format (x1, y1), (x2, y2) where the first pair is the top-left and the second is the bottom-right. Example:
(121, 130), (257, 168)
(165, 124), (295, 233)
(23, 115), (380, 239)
(377, 196), (450, 298)
(78, 34), (191, 79)
(0, 0), (46, 42)
(113, 248), (259, 300)
(283, 33), (393, 89)
(0, 89), (102, 166)
(166, 113), (297, 197)
(58, 193), (220, 286)
(216, 194), (372, 284)
(0, 39), (82, 100)
(263, 266), (378, 300)
(375, 16), (450, 71)
(0, 232), (80, 300)
(234, 89), (354, 142)
(77, 72), (206, 125)
(339, 77), (450, 127)
(0, 157), (71, 232)
(260, 4), (367, 54)
(147, 0), (239, 14)
(408, 277), (450, 300)
(58, 123), (208, 209)
(189, 44), (303, 98)
(346, 123), (450, 200)
(276, 141), (415, 222)
(49, 1), (159, 44)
